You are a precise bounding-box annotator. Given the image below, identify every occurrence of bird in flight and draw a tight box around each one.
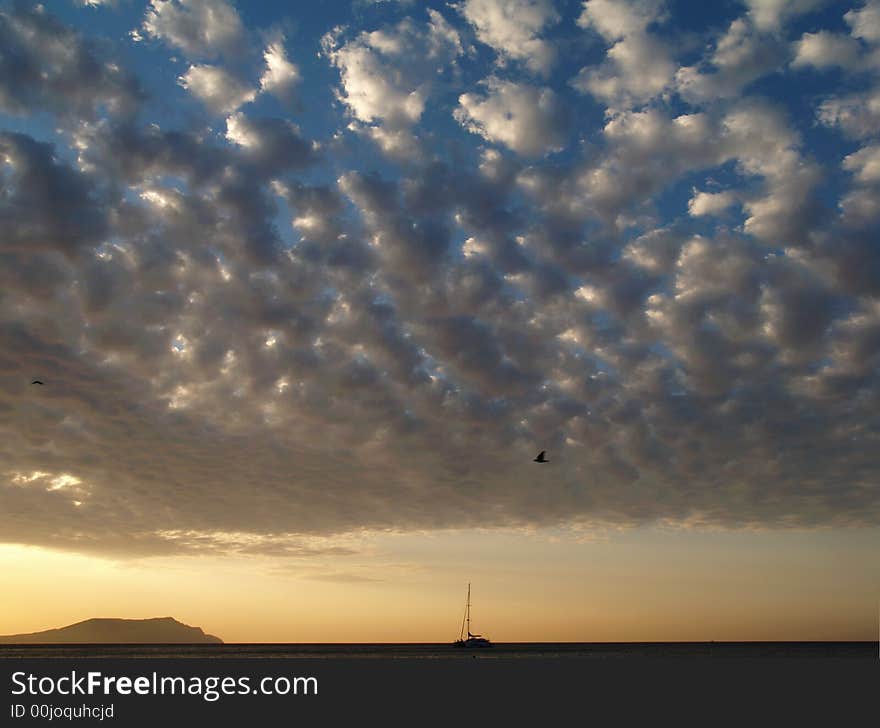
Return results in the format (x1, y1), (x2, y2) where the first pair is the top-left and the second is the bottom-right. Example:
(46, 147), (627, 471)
(533, 450), (548, 463)
(31, 380), (44, 385)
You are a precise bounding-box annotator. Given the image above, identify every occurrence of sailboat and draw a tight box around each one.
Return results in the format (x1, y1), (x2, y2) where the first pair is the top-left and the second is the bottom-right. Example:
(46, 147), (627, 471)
(452, 583), (492, 648)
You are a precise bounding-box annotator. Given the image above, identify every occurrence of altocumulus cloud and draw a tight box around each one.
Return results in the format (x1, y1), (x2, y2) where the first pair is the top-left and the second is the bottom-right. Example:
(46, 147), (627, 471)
(1, 0), (879, 557)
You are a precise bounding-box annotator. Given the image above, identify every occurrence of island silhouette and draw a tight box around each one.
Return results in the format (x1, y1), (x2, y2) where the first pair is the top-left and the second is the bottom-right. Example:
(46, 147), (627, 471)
(0, 617), (222, 644)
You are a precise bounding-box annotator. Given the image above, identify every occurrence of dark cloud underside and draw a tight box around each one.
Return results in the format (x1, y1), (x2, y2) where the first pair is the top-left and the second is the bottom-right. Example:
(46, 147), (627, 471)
(1, 0), (879, 555)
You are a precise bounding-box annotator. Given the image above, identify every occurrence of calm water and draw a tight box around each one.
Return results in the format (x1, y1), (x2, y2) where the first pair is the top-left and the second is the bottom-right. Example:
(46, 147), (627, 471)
(0, 642), (873, 659)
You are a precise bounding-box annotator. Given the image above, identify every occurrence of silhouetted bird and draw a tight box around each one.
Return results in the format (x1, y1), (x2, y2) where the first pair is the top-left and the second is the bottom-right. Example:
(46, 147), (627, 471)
(533, 450), (548, 463)
(31, 380), (44, 385)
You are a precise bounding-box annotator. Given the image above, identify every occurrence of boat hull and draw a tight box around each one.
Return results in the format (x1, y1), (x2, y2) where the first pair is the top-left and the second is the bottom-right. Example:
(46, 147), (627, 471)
(453, 638), (492, 648)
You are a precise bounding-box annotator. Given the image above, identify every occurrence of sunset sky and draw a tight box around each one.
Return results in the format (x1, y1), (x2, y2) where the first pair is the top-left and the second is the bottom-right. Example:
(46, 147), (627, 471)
(1, 0), (879, 642)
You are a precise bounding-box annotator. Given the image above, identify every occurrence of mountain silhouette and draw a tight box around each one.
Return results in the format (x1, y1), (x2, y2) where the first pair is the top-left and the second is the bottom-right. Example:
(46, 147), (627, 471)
(0, 617), (222, 644)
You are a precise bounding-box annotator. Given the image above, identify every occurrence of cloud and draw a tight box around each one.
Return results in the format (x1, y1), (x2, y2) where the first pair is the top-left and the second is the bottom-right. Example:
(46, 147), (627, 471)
(0, 132), (108, 257)
(0, 4), (143, 119)
(744, 0), (827, 32)
(723, 102), (821, 244)
(577, 0), (664, 39)
(676, 18), (788, 103)
(792, 31), (861, 70)
(460, 0), (560, 76)
(688, 190), (737, 217)
(1, 2), (880, 559)
(518, 108), (726, 228)
(142, 0), (247, 60)
(846, 1), (880, 43)
(455, 78), (570, 157)
(839, 143), (880, 226)
(324, 10), (462, 129)
(843, 143), (880, 184)
(179, 64), (256, 114)
(838, 186), (880, 226)
(225, 113), (318, 175)
(817, 88), (880, 138)
(322, 9), (463, 160)
(573, 0), (675, 108)
(259, 38), (301, 103)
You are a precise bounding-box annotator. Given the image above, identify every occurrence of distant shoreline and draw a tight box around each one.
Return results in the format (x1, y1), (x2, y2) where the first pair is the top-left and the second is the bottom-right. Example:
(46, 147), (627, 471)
(0, 617), (221, 645)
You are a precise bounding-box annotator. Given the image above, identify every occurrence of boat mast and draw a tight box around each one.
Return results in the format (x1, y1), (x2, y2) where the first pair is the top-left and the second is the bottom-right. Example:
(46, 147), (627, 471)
(458, 584), (468, 641)
(466, 582), (471, 637)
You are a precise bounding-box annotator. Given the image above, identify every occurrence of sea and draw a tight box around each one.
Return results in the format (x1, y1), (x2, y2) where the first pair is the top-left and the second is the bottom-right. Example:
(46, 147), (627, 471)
(0, 641), (874, 659)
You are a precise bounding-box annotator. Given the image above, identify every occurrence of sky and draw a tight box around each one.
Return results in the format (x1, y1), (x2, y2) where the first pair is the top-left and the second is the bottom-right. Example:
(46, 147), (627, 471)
(0, 0), (878, 642)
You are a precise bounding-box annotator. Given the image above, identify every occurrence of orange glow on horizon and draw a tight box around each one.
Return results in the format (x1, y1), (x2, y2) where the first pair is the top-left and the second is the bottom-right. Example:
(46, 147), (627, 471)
(0, 525), (876, 643)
